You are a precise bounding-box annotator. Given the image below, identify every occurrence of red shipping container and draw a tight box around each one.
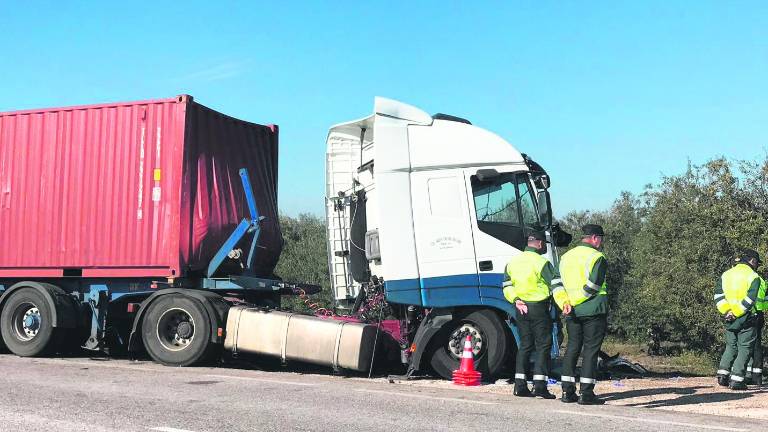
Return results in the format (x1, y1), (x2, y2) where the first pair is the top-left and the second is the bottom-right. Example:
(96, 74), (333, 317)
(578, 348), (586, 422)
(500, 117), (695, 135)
(0, 95), (282, 279)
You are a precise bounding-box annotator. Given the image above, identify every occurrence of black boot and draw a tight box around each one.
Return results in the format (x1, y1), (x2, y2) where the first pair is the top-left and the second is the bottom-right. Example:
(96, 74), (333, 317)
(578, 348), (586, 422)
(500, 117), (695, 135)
(533, 382), (556, 399)
(513, 379), (534, 397)
(717, 375), (730, 387)
(729, 380), (747, 391)
(578, 392), (605, 405)
(561, 382), (578, 403)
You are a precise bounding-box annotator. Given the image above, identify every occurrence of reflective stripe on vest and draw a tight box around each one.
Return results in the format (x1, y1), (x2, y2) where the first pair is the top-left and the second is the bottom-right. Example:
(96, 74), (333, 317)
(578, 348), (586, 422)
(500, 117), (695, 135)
(721, 264), (759, 317)
(559, 245), (607, 307)
(503, 251), (551, 302)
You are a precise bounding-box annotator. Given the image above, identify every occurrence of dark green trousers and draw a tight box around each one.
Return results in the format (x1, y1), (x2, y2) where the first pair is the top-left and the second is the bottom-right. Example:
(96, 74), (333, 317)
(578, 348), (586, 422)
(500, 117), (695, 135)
(561, 314), (607, 395)
(747, 312), (764, 379)
(718, 316), (757, 383)
(515, 301), (553, 388)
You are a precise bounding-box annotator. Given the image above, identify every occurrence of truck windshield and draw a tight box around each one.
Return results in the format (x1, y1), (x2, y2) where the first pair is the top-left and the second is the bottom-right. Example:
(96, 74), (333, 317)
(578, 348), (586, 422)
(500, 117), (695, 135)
(471, 173), (539, 248)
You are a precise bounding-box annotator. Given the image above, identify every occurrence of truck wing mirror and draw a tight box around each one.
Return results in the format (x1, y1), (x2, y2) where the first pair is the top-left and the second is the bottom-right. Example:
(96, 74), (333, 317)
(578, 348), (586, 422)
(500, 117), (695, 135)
(475, 169), (499, 182)
(551, 224), (573, 247)
(534, 174), (550, 190)
(536, 189), (553, 227)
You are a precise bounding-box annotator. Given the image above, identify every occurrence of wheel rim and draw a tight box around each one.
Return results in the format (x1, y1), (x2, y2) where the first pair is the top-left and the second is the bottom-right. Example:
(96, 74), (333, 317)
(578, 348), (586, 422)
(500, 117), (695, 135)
(12, 302), (41, 342)
(156, 308), (195, 352)
(447, 322), (485, 360)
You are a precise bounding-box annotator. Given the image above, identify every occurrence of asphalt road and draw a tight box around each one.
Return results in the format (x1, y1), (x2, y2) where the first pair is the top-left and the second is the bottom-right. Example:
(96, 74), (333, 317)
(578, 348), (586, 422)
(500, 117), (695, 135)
(0, 354), (762, 432)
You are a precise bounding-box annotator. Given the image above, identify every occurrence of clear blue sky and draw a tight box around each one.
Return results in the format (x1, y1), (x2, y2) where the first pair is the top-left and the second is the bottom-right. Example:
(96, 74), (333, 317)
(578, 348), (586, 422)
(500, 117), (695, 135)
(2, 2), (766, 218)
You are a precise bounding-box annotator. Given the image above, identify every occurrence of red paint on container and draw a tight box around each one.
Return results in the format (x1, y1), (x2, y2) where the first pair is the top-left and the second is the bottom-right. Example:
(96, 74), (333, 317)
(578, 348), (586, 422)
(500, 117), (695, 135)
(0, 95), (281, 279)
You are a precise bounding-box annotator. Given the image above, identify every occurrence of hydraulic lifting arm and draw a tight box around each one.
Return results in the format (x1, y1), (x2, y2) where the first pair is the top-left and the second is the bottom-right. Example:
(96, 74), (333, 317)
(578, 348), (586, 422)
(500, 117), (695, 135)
(206, 168), (264, 278)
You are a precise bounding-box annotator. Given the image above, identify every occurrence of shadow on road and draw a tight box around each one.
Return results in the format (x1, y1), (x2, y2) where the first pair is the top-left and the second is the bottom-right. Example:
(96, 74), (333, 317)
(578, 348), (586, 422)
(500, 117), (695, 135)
(626, 391), (756, 408)
(601, 385), (707, 401)
(602, 385), (758, 408)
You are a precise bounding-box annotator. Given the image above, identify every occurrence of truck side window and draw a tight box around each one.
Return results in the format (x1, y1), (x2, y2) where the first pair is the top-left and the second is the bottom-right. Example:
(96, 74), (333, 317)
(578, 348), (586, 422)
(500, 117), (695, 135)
(472, 176), (520, 225)
(471, 174), (525, 249)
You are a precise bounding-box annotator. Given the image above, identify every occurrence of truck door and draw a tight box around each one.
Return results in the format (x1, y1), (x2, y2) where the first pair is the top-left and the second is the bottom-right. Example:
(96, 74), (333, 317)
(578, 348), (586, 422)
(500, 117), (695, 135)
(465, 170), (541, 308)
(410, 170), (479, 307)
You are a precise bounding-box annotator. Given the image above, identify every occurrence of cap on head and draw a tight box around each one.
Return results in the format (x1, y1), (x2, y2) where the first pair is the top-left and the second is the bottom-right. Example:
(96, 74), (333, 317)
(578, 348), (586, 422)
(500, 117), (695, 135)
(738, 248), (761, 265)
(581, 224), (604, 237)
(527, 231), (546, 242)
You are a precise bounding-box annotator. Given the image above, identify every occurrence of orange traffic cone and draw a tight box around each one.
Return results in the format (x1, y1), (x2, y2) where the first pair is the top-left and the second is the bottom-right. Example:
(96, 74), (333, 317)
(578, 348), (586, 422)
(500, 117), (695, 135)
(452, 335), (482, 386)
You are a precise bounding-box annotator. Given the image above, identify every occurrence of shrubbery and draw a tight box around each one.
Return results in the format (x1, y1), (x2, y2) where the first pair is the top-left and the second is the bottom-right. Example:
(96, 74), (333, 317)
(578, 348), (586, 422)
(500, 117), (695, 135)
(561, 157), (768, 353)
(273, 213), (334, 311)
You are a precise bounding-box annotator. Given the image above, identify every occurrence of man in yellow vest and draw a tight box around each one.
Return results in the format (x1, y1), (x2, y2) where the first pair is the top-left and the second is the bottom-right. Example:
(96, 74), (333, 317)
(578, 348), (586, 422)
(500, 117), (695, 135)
(503, 230), (560, 399)
(716, 249), (764, 390)
(746, 277), (766, 387)
(554, 224), (608, 405)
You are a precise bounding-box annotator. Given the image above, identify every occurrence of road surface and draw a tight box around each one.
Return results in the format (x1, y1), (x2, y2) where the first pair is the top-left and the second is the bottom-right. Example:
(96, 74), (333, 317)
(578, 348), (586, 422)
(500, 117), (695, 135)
(0, 354), (762, 432)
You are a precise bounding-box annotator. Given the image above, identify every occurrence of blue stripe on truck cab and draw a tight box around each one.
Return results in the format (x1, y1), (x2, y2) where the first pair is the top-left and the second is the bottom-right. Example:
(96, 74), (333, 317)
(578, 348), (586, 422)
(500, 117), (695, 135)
(382, 278), (422, 306)
(384, 273), (515, 315)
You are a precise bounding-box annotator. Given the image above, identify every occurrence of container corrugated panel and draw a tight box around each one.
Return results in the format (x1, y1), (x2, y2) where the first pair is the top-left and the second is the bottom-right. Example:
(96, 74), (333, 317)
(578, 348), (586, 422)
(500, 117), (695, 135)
(0, 95), (281, 278)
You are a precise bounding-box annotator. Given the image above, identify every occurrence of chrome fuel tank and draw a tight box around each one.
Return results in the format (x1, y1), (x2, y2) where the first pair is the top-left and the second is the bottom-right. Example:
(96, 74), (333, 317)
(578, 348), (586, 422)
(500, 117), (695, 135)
(223, 307), (377, 372)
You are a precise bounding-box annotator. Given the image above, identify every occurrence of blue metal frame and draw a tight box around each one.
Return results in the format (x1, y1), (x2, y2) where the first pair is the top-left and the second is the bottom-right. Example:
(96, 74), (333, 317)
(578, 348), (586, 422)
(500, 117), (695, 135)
(206, 168), (263, 278)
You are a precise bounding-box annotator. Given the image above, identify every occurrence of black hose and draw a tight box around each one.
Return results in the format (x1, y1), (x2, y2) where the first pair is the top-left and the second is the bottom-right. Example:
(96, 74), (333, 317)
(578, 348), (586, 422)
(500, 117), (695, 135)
(352, 285), (367, 316)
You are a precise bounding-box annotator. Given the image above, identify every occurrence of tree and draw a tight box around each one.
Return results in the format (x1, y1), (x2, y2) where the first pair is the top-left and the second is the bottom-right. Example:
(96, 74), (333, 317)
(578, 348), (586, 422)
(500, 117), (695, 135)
(561, 157), (768, 353)
(273, 213), (333, 311)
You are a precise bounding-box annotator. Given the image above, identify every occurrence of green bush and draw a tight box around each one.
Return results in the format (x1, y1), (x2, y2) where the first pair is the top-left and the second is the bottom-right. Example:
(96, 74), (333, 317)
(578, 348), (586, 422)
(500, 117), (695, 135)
(561, 157), (768, 354)
(273, 213), (333, 312)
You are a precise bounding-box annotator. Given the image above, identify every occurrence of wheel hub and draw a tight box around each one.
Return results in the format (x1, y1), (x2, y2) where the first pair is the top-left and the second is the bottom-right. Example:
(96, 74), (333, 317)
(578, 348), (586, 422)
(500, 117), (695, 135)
(447, 323), (483, 359)
(12, 304), (41, 342)
(156, 308), (195, 352)
(176, 321), (193, 339)
(23, 313), (40, 332)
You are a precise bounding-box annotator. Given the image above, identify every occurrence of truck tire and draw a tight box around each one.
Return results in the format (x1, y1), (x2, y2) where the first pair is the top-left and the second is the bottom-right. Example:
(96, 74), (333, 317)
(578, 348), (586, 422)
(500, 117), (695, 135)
(427, 309), (510, 380)
(0, 288), (58, 356)
(141, 295), (219, 366)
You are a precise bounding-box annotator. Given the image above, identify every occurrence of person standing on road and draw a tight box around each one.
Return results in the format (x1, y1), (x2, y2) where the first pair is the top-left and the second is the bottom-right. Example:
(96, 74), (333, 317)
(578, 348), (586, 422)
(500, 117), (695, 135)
(746, 277), (765, 387)
(715, 249), (763, 390)
(503, 230), (560, 399)
(554, 224), (608, 405)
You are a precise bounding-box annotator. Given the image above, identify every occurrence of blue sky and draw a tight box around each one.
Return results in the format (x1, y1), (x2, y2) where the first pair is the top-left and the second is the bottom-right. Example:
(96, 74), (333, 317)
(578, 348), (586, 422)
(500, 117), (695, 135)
(2, 2), (766, 217)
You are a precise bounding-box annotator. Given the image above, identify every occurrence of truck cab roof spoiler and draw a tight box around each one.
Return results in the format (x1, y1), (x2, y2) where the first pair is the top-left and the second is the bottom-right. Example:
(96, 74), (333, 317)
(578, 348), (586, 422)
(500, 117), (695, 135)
(328, 97), (434, 133)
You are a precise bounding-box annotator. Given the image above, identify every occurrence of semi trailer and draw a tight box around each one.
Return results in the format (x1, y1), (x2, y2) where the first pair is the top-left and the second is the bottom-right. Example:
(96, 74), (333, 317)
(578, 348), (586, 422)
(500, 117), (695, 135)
(0, 95), (568, 379)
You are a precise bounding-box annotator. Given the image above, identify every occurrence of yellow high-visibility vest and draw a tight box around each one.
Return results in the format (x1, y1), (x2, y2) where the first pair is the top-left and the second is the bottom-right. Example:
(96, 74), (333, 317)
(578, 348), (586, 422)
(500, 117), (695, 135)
(719, 264), (761, 317)
(556, 245), (607, 308)
(503, 251), (551, 303)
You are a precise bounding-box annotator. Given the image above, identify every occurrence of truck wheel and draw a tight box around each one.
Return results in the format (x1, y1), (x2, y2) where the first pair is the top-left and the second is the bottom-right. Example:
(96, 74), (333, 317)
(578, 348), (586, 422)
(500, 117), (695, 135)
(0, 288), (58, 356)
(428, 309), (510, 380)
(141, 295), (218, 366)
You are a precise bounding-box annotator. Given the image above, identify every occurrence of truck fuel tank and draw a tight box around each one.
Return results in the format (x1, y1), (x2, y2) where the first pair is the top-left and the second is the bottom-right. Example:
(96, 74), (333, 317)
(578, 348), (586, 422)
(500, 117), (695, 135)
(223, 307), (377, 372)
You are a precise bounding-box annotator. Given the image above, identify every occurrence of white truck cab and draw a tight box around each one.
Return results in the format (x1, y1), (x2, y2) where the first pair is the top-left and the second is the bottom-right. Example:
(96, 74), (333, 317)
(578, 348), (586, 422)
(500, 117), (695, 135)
(325, 98), (567, 379)
(327, 97), (558, 310)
